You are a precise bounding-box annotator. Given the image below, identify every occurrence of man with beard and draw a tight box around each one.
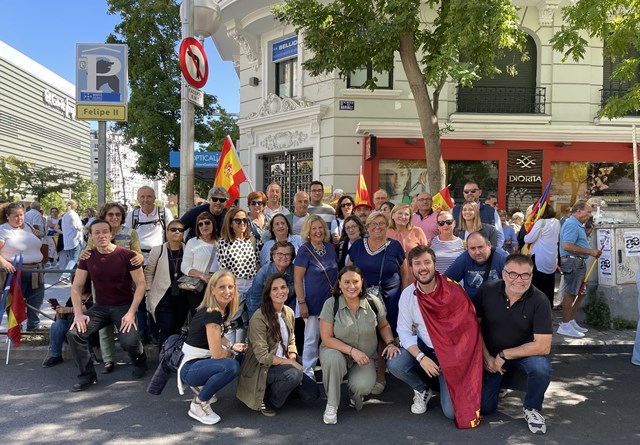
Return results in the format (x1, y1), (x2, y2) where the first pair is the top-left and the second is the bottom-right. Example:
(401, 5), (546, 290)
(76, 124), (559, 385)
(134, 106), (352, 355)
(387, 245), (483, 429)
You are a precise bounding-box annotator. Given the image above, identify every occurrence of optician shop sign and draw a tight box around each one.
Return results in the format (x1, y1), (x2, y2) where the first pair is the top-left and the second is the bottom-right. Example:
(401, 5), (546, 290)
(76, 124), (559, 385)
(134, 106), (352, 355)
(272, 36), (298, 62)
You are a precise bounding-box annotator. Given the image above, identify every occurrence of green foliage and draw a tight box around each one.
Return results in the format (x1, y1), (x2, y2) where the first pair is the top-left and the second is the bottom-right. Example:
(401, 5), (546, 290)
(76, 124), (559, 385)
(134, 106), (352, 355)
(105, 0), (238, 195)
(611, 316), (637, 330)
(40, 193), (67, 214)
(72, 178), (112, 214)
(0, 156), (80, 201)
(582, 290), (611, 329)
(551, 0), (640, 118)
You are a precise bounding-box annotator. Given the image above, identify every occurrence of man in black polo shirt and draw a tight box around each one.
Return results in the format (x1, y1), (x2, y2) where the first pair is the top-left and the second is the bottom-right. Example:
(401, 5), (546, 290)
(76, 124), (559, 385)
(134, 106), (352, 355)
(475, 253), (552, 435)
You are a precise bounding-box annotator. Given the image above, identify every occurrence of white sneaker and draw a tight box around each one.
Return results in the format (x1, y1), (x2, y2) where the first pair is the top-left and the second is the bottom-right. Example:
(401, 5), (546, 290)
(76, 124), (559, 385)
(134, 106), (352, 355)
(410, 388), (434, 414)
(190, 386), (217, 403)
(523, 407), (546, 434)
(189, 397), (221, 425)
(557, 323), (585, 338)
(323, 404), (338, 425)
(569, 320), (588, 333)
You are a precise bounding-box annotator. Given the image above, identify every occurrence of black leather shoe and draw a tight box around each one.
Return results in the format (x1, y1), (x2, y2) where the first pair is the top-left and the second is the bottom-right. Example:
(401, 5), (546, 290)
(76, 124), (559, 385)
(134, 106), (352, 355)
(102, 361), (115, 374)
(42, 356), (64, 368)
(71, 374), (97, 392)
(131, 364), (148, 379)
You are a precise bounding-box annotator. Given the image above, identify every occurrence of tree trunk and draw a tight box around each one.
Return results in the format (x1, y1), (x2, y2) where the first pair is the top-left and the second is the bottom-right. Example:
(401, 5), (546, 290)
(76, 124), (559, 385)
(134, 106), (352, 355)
(398, 33), (446, 194)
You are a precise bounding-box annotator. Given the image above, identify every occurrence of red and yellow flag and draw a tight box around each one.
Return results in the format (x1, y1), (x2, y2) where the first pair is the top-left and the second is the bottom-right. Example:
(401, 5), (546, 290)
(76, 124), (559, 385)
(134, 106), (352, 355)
(213, 136), (247, 208)
(5, 270), (27, 347)
(355, 166), (370, 206)
(432, 185), (455, 213)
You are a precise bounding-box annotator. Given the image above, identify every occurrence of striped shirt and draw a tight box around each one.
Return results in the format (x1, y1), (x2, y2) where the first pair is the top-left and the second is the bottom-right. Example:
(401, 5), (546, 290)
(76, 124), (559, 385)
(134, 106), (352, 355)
(430, 236), (466, 274)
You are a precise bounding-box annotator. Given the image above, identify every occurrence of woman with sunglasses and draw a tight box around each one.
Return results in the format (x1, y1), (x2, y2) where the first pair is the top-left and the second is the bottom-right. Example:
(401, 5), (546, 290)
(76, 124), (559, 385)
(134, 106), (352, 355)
(145, 219), (189, 345)
(81, 202), (144, 373)
(182, 212), (219, 315)
(217, 207), (260, 344)
(330, 195), (355, 245)
(430, 211), (466, 273)
(387, 203), (427, 288)
(247, 191), (270, 249)
(335, 215), (366, 270)
(455, 201), (498, 247)
(260, 213), (303, 267)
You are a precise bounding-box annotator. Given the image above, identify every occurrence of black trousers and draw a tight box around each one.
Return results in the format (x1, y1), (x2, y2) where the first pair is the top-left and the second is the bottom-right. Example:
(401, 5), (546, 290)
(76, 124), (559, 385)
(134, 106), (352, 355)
(155, 288), (189, 345)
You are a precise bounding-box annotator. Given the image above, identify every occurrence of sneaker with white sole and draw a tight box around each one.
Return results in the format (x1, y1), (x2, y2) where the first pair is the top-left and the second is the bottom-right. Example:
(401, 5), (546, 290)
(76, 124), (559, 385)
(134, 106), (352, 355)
(370, 380), (386, 395)
(523, 407), (546, 434)
(410, 388), (434, 414)
(323, 404), (338, 424)
(349, 393), (364, 411)
(557, 323), (585, 338)
(189, 397), (221, 425)
(569, 320), (588, 333)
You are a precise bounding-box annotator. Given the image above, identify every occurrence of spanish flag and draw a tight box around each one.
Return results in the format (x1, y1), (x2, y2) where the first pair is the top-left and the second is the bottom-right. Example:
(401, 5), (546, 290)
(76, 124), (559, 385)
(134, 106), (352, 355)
(1, 268), (27, 347)
(355, 166), (370, 206)
(521, 178), (552, 255)
(213, 136), (247, 208)
(432, 185), (455, 212)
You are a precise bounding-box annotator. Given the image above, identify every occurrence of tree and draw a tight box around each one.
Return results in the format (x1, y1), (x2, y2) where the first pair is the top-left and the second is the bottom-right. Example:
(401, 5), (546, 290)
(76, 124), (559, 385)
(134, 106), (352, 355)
(550, 0), (640, 118)
(273, 0), (525, 193)
(72, 178), (112, 213)
(41, 193), (67, 214)
(0, 156), (80, 201)
(106, 0), (234, 193)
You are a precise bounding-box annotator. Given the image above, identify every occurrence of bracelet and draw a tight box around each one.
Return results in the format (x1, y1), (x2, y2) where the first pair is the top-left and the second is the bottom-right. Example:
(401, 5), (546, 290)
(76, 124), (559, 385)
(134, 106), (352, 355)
(297, 301), (307, 305)
(386, 339), (396, 346)
(415, 352), (425, 362)
(349, 346), (354, 356)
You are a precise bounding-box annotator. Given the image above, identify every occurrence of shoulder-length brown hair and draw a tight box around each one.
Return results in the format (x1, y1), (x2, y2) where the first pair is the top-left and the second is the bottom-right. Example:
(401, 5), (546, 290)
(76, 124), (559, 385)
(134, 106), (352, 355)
(98, 202), (126, 226)
(459, 201), (482, 232)
(220, 207), (251, 242)
(195, 211), (218, 240)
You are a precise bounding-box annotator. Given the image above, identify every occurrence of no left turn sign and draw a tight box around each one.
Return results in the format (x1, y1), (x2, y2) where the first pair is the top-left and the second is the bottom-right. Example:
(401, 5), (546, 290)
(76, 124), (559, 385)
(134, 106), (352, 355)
(180, 37), (208, 89)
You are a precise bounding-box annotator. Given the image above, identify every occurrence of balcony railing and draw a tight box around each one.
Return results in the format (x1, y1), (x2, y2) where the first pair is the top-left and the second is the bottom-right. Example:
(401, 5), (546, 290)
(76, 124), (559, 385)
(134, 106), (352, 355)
(456, 86), (546, 114)
(600, 87), (640, 116)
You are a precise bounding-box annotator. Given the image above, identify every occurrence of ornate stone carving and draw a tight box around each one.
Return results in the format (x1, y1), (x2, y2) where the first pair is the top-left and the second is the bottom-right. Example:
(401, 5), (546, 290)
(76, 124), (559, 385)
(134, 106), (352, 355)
(227, 27), (260, 70)
(538, 0), (561, 26)
(260, 131), (309, 151)
(245, 93), (314, 119)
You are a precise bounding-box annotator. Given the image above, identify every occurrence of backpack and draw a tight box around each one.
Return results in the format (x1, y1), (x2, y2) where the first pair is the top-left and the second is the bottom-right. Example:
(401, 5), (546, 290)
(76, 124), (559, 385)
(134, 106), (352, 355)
(158, 333), (186, 373)
(131, 206), (167, 241)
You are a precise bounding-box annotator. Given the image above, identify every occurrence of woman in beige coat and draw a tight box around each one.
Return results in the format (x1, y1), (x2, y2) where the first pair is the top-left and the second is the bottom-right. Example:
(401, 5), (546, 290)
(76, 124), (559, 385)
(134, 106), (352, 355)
(237, 273), (319, 416)
(145, 219), (188, 345)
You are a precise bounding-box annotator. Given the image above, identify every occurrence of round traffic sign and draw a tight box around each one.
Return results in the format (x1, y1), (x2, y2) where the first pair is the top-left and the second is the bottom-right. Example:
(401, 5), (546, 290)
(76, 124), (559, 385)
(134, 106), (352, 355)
(180, 37), (208, 89)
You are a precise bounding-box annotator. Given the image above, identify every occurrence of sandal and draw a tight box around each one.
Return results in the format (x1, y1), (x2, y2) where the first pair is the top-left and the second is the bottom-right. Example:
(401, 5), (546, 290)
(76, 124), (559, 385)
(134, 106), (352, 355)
(102, 361), (115, 374)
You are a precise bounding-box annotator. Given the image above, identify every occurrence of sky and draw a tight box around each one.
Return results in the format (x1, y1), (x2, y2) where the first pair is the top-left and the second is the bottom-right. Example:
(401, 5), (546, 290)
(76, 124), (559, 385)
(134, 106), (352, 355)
(0, 0), (240, 113)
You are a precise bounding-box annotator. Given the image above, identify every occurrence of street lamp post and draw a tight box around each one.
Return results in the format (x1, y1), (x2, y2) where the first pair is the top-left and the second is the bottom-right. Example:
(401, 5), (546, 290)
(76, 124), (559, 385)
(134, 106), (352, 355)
(178, 0), (221, 215)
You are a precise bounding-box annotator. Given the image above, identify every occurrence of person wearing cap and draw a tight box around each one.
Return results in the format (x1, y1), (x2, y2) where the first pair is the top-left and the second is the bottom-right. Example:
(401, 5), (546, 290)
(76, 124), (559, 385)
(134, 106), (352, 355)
(181, 187), (230, 240)
(353, 203), (372, 222)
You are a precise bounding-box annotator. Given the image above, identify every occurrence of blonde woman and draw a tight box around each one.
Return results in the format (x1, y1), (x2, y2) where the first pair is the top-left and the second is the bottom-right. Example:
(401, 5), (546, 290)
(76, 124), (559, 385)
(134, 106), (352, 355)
(177, 270), (246, 425)
(455, 202), (497, 247)
(430, 211), (466, 273)
(386, 204), (427, 287)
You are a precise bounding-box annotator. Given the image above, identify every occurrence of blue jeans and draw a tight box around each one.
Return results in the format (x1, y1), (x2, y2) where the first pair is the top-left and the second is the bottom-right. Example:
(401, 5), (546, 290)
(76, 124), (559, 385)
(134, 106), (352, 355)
(22, 271), (45, 330)
(387, 344), (455, 419)
(633, 269), (640, 365)
(62, 244), (81, 279)
(481, 355), (552, 413)
(180, 357), (240, 402)
(50, 319), (70, 357)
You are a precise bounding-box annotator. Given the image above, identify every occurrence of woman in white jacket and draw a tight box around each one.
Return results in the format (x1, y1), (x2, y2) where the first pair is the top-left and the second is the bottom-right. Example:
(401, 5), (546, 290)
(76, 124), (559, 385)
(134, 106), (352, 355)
(524, 205), (561, 307)
(145, 219), (188, 345)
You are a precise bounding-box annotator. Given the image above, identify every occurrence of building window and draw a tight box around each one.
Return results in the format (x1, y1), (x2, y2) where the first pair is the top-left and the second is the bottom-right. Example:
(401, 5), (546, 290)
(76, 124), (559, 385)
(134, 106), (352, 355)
(446, 160), (499, 207)
(276, 58), (297, 98)
(601, 45), (640, 116)
(262, 149), (313, 210)
(347, 63), (393, 89)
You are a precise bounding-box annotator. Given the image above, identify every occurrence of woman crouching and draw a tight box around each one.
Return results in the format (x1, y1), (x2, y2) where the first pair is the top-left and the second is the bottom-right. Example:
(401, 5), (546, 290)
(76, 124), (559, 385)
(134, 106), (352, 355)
(177, 270), (247, 425)
(319, 265), (400, 424)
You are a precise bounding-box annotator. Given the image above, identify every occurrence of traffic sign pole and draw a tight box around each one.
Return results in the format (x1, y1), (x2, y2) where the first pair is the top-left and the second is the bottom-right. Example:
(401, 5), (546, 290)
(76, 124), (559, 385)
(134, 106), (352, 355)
(180, 0), (195, 215)
(98, 121), (107, 209)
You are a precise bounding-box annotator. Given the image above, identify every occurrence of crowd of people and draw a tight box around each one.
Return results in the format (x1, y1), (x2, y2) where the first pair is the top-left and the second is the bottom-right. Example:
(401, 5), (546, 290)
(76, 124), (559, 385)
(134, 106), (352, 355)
(0, 179), (613, 435)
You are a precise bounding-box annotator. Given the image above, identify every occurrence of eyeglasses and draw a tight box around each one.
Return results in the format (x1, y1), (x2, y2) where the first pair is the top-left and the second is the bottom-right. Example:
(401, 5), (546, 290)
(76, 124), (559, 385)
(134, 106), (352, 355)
(437, 220), (454, 226)
(274, 252), (293, 259)
(463, 189), (478, 194)
(504, 270), (532, 280)
(369, 221), (387, 228)
(345, 225), (359, 231)
(210, 197), (227, 203)
(250, 201), (264, 206)
(197, 220), (213, 227)
(168, 227), (185, 233)
(232, 218), (249, 225)
(310, 189), (323, 193)
(341, 202), (353, 208)
(417, 198), (432, 202)
(106, 212), (121, 217)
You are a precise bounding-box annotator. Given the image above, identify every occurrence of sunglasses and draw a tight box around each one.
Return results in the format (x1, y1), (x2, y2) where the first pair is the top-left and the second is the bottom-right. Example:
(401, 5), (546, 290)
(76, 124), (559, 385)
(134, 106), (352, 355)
(106, 212), (121, 217)
(341, 202), (353, 208)
(250, 201), (264, 206)
(168, 227), (185, 233)
(463, 189), (478, 194)
(197, 220), (213, 227)
(232, 218), (249, 225)
(210, 197), (227, 203)
(437, 220), (454, 226)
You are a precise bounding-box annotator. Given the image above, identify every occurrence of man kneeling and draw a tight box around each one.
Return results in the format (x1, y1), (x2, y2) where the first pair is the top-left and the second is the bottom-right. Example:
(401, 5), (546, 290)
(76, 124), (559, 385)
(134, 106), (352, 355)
(387, 245), (483, 429)
(67, 219), (148, 391)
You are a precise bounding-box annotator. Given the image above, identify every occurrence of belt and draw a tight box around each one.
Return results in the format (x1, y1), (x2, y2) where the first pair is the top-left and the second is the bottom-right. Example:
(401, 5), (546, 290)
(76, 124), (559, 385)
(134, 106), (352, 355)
(561, 255), (586, 261)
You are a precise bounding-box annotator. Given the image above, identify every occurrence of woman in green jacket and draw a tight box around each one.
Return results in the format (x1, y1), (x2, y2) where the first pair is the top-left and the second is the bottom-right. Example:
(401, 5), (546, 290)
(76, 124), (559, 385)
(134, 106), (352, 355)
(237, 273), (319, 416)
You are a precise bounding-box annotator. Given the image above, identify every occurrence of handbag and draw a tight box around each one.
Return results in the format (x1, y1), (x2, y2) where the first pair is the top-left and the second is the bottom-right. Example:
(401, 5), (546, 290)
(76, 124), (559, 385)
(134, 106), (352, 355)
(366, 240), (388, 300)
(178, 244), (215, 292)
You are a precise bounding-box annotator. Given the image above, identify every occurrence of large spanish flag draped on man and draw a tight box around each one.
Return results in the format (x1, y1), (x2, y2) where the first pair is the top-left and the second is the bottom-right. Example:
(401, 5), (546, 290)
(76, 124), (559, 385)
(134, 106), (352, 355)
(213, 136), (247, 208)
(355, 166), (370, 206)
(431, 185), (455, 212)
(0, 261), (27, 347)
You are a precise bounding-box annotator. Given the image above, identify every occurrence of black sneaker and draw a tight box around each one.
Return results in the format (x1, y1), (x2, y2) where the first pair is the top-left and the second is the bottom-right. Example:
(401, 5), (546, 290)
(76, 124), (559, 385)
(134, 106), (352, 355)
(131, 364), (148, 379)
(260, 401), (277, 417)
(42, 356), (64, 368)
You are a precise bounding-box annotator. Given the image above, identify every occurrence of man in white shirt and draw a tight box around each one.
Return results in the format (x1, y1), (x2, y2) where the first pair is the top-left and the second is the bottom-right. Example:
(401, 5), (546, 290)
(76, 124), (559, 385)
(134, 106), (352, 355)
(24, 201), (46, 236)
(287, 191), (309, 236)
(264, 182), (290, 219)
(60, 199), (84, 283)
(307, 181), (335, 228)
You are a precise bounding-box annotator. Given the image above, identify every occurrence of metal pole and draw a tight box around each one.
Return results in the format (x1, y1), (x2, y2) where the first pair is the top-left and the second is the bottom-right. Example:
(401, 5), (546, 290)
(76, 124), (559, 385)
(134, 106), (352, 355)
(98, 120), (107, 209)
(179, 0), (195, 216)
(633, 124), (639, 222)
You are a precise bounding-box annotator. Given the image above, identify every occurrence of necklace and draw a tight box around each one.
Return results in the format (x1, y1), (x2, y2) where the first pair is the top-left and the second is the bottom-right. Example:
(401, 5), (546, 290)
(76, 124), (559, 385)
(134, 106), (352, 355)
(167, 247), (183, 279)
(312, 243), (326, 257)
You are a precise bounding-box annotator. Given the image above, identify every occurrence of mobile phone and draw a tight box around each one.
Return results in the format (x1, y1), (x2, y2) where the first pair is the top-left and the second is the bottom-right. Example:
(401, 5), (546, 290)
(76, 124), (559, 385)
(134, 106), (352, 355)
(48, 298), (60, 308)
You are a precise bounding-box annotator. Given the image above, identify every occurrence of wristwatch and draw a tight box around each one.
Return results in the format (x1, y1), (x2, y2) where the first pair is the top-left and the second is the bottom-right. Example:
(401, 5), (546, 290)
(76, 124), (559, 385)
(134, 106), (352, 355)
(498, 350), (507, 361)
